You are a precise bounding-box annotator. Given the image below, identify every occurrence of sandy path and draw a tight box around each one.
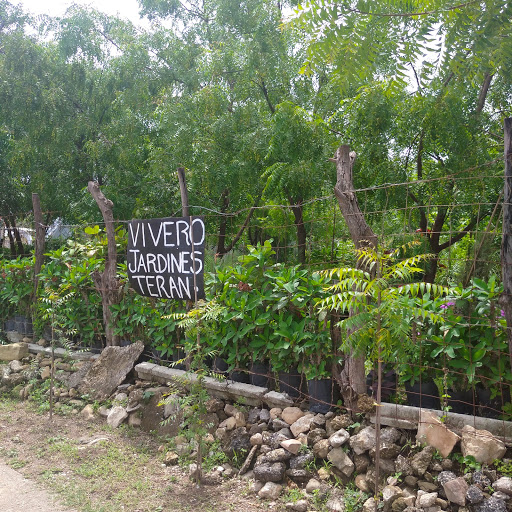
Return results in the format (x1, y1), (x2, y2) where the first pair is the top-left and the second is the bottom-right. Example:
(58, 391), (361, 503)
(0, 461), (77, 512)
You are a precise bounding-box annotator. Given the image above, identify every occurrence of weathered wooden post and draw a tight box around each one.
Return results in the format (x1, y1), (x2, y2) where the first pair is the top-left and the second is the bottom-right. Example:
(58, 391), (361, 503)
(88, 181), (120, 347)
(32, 193), (45, 300)
(500, 118), (512, 370)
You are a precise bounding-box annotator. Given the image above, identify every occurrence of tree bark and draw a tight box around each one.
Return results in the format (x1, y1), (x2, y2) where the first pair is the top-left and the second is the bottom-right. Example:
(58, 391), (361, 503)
(177, 167), (190, 217)
(216, 188), (230, 256)
(32, 193), (45, 301)
(331, 144), (378, 414)
(500, 118), (512, 370)
(290, 199), (306, 264)
(3, 217), (17, 256)
(87, 181), (120, 347)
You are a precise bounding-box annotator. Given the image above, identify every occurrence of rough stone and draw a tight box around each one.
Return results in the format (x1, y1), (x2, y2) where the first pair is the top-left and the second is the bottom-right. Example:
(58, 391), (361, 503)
(253, 462), (286, 482)
(411, 445), (436, 477)
(382, 485), (403, 508)
(493, 476), (512, 495)
(416, 410), (460, 458)
(258, 481), (283, 499)
(280, 439), (302, 454)
(285, 499), (308, 512)
(369, 442), (401, 460)
(258, 448), (292, 464)
(251, 433), (263, 446)
(355, 474), (372, 493)
(0, 343), (28, 361)
(282, 407), (305, 425)
(442, 476), (468, 506)
(472, 471), (491, 489)
(269, 407), (282, 420)
(395, 455), (413, 476)
(354, 453), (370, 474)
(290, 414), (315, 437)
(285, 469), (311, 482)
(308, 428), (327, 445)
(466, 484), (484, 504)
(416, 491), (437, 508)
(362, 497), (378, 512)
(327, 447), (354, 477)
(289, 453), (313, 470)
(78, 341), (144, 400)
(313, 439), (330, 459)
(349, 426), (376, 454)
(107, 406), (128, 428)
(329, 428), (350, 448)
(473, 496), (507, 512)
(461, 425), (506, 464)
(305, 478), (321, 493)
(80, 404), (95, 421)
(326, 414), (352, 436)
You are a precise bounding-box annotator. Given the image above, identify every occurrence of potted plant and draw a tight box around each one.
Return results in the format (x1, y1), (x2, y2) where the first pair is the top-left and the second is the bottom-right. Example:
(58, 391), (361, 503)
(318, 242), (448, 409)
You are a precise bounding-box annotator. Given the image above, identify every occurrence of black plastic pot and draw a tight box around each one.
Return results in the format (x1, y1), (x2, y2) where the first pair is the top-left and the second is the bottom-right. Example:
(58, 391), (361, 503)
(307, 378), (339, 414)
(229, 369), (250, 384)
(278, 367), (302, 399)
(405, 380), (441, 410)
(446, 388), (477, 415)
(476, 385), (510, 419)
(4, 318), (15, 331)
(366, 366), (397, 401)
(212, 357), (229, 375)
(172, 349), (187, 370)
(250, 361), (271, 388)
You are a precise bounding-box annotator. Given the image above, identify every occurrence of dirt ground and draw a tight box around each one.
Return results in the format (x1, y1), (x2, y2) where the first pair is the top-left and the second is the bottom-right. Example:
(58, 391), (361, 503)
(0, 397), (276, 512)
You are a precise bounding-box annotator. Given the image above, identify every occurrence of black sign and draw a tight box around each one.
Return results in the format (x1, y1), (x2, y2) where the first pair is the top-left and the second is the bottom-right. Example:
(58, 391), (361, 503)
(127, 216), (205, 300)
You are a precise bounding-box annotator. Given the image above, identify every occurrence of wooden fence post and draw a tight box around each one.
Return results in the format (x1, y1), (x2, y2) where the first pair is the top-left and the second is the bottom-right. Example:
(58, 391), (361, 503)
(500, 118), (512, 370)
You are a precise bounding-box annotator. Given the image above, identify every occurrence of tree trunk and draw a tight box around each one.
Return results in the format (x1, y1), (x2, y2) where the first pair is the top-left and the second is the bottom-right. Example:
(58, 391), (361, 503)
(32, 193), (45, 301)
(500, 118), (512, 371)
(3, 217), (17, 256)
(87, 181), (120, 347)
(216, 188), (230, 257)
(290, 199), (306, 264)
(9, 216), (24, 256)
(331, 144), (378, 414)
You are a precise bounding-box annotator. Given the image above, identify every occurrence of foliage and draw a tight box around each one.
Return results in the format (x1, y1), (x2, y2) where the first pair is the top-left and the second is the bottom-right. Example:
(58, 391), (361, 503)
(0, 256), (33, 322)
(319, 242), (449, 365)
(427, 276), (511, 391)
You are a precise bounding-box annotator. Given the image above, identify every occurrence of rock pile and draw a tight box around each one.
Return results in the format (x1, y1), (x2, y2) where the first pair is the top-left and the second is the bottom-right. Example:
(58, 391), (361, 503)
(1, 342), (512, 511)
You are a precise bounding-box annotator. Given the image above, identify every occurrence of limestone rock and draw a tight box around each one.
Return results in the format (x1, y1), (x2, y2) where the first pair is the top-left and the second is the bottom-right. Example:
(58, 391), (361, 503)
(416, 410), (460, 458)
(411, 445), (435, 477)
(306, 478), (321, 493)
(349, 426), (376, 454)
(329, 428), (350, 448)
(107, 406), (128, 428)
(78, 341), (144, 400)
(0, 343), (28, 362)
(327, 447), (354, 477)
(313, 439), (330, 459)
(493, 476), (512, 495)
(253, 462), (286, 482)
(362, 497), (378, 512)
(285, 499), (308, 512)
(258, 481), (283, 499)
(290, 414), (315, 437)
(282, 407), (305, 425)
(80, 404), (95, 421)
(461, 425), (506, 464)
(442, 476), (468, 506)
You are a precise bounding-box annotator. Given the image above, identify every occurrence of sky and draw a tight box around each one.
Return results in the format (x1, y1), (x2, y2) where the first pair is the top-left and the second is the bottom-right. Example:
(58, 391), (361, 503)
(17, 0), (146, 25)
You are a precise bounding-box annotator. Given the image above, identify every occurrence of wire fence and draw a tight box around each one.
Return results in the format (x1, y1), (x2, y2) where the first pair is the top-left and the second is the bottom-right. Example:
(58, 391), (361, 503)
(0, 170), (510, 432)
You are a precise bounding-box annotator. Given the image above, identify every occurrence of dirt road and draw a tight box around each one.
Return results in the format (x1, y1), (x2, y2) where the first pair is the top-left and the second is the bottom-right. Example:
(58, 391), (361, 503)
(0, 461), (77, 512)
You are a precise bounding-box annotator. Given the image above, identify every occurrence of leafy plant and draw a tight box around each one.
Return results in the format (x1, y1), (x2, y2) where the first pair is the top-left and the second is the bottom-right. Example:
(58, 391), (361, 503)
(318, 242), (449, 377)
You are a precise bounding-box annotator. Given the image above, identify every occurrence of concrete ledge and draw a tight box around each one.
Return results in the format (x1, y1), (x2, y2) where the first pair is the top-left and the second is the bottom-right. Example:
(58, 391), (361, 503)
(28, 343), (98, 361)
(135, 362), (293, 408)
(371, 402), (512, 443)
